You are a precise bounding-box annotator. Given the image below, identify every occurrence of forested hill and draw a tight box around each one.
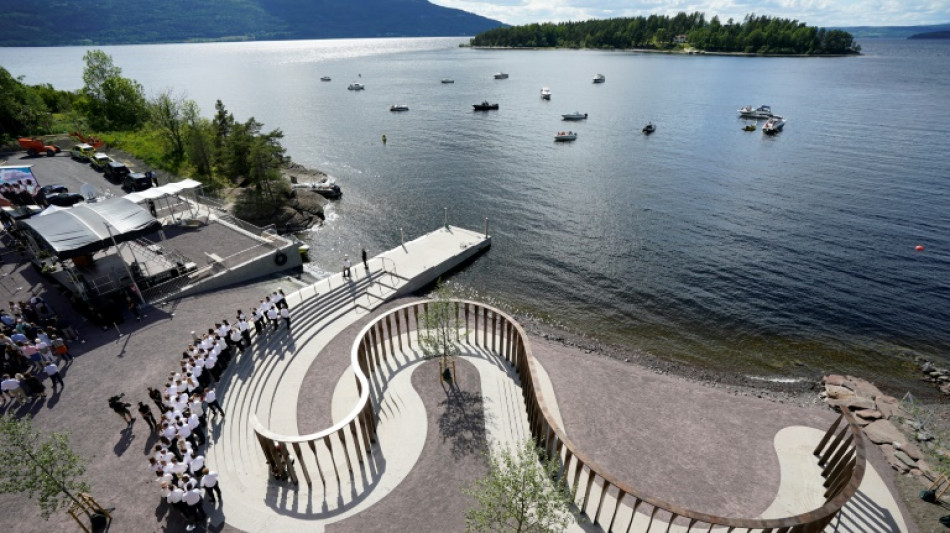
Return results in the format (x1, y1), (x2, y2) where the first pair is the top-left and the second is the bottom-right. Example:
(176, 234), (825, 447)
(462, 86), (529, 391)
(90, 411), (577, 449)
(471, 13), (860, 55)
(0, 0), (505, 46)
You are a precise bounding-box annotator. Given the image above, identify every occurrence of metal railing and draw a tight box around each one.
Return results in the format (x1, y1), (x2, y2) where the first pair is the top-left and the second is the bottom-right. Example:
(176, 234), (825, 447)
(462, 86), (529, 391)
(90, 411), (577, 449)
(253, 300), (866, 530)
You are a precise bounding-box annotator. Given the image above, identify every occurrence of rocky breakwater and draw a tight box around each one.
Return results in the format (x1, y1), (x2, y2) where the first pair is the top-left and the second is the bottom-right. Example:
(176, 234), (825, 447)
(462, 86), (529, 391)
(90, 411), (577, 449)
(820, 374), (947, 485)
(914, 356), (950, 397)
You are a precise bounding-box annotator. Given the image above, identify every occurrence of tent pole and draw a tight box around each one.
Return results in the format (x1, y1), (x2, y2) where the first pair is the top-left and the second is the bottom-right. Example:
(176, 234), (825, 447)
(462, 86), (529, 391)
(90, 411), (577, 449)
(105, 223), (146, 305)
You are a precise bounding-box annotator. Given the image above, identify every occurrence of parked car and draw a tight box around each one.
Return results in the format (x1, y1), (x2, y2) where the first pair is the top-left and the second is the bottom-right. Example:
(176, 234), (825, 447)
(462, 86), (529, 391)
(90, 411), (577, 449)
(70, 144), (95, 162)
(122, 172), (153, 192)
(90, 153), (113, 171)
(104, 161), (131, 183)
(46, 192), (85, 207)
(39, 184), (69, 196)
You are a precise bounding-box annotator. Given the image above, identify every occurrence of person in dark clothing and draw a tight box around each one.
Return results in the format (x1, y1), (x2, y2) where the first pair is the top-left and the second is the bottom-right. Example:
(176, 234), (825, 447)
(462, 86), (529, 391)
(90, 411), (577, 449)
(108, 394), (135, 425)
(148, 387), (167, 413)
(20, 372), (46, 399)
(138, 401), (158, 431)
(361, 248), (368, 271)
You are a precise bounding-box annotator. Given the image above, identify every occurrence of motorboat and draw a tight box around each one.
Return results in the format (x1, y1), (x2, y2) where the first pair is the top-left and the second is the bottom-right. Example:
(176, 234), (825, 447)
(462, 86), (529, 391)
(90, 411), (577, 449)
(473, 101), (499, 111)
(441, 78), (455, 84)
(593, 74), (606, 83)
(320, 76), (331, 82)
(738, 104), (773, 118)
(390, 104), (409, 112)
(292, 179), (342, 199)
(742, 123), (757, 132)
(493, 72), (509, 79)
(562, 112), (588, 121)
(347, 83), (365, 91)
(642, 122), (656, 134)
(762, 115), (786, 134)
(540, 87), (551, 100)
(554, 131), (578, 142)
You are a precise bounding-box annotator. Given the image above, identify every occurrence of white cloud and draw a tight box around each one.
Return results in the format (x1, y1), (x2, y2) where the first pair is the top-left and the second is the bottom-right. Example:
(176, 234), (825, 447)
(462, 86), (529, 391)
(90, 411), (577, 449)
(431, 0), (950, 27)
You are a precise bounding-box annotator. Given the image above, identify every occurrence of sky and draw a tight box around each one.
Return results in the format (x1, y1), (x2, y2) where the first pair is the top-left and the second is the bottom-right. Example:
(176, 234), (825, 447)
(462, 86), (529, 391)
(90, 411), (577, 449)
(429, 0), (950, 27)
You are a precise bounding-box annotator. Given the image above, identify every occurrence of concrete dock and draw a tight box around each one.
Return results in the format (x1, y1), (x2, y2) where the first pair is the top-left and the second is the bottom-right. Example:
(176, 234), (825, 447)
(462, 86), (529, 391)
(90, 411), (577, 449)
(204, 225), (490, 531)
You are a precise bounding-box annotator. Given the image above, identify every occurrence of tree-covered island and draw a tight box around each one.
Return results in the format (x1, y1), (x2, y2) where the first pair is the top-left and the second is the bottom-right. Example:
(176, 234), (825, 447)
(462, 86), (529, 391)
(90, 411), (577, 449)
(471, 12), (861, 55)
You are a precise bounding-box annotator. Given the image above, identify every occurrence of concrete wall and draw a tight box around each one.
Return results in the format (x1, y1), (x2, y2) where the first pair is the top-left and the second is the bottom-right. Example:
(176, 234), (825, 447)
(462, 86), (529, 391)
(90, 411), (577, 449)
(391, 237), (491, 298)
(174, 240), (303, 299)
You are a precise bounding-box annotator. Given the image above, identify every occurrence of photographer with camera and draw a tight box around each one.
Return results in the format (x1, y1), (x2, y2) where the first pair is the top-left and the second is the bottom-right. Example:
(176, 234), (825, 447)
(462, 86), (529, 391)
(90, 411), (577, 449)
(108, 394), (135, 426)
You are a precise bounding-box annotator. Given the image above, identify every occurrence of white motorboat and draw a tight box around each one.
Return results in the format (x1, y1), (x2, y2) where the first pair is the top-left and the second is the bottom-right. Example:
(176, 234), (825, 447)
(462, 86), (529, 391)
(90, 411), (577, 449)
(390, 104), (409, 112)
(562, 112), (588, 121)
(320, 76), (331, 82)
(555, 131), (578, 142)
(540, 87), (551, 100)
(762, 115), (786, 134)
(493, 72), (509, 79)
(441, 78), (455, 84)
(347, 83), (365, 91)
(593, 74), (606, 83)
(738, 104), (773, 118)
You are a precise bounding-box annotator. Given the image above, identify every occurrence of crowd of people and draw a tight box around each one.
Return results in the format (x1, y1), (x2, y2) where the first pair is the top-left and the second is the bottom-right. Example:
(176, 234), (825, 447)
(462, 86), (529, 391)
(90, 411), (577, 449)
(141, 289), (291, 530)
(0, 296), (79, 405)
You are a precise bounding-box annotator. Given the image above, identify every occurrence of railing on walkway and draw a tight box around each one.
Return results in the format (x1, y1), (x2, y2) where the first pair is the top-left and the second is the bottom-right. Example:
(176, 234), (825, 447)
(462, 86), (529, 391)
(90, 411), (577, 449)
(253, 300), (865, 530)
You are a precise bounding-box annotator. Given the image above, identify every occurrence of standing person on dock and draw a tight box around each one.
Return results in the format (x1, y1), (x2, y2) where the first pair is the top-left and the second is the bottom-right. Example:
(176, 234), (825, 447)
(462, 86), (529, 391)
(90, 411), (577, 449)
(361, 248), (368, 271)
(343, 256), (351, 278)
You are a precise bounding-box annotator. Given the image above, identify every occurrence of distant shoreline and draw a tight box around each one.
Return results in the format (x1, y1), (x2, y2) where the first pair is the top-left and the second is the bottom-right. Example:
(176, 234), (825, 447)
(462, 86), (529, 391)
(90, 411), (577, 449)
(470, 46), (859, 57)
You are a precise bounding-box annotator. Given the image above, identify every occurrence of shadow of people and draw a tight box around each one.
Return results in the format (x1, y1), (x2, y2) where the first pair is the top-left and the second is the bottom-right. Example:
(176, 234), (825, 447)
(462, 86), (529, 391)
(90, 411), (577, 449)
(113, 425), (135, 456)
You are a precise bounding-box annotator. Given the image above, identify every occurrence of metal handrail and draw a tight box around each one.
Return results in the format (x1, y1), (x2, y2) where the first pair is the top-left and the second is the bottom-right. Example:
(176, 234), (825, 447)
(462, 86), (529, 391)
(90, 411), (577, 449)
(252, 300), (865, 531)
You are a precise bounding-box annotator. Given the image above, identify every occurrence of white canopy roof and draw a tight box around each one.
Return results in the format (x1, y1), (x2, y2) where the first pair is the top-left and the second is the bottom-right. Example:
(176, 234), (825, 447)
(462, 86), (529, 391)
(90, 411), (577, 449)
(124, 179), (203, 203)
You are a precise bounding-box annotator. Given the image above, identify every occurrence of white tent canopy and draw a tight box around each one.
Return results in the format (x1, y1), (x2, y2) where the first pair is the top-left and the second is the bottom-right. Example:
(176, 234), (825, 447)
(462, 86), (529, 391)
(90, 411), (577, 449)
(124, 179), (203, 203)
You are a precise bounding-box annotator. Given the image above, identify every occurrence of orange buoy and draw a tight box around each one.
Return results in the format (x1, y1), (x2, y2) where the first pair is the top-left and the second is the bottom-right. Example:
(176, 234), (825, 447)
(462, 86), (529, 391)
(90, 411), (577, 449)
(915, 245), (924, 252)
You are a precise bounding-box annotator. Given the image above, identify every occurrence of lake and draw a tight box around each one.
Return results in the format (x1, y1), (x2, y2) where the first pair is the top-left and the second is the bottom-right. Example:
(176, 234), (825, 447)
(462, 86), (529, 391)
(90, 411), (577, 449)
(3, 37), (950, 392)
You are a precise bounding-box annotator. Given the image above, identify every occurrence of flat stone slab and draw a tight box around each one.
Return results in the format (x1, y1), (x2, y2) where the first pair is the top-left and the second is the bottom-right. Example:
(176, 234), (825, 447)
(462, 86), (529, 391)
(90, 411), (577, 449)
(864, 420), (906, 445)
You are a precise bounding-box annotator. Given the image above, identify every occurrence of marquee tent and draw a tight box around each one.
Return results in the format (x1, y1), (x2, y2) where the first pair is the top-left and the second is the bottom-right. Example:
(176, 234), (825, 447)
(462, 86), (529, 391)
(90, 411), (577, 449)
(21, 197), (161, 259)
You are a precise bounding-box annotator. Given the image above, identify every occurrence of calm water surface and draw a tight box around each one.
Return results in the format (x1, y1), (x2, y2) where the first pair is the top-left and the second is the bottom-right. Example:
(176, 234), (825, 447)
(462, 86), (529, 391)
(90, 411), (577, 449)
(4, 38), (950, 391)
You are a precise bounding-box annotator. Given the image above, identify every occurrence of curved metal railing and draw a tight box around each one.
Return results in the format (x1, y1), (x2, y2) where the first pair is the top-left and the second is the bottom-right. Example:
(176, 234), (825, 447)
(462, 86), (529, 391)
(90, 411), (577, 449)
(253, 300), (865, 531)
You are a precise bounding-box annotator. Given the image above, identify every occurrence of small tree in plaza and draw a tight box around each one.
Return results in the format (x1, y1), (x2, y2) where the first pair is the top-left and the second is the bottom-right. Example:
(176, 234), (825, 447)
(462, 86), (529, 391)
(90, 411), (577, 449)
(418, 282), (462, 384)
(464, 440), (575, 533)
(0, 414), (99, 524)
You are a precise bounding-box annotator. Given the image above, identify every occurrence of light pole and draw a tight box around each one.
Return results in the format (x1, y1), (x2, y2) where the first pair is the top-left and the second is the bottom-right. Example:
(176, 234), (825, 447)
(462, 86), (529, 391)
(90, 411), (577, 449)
(104, 222), (146, 305)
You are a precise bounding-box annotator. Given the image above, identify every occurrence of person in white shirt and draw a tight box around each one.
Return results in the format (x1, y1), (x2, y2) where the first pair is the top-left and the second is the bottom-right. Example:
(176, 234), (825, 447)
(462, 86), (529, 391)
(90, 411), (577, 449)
(280, 306), (291, 331)
(44, 362), (64, 390)
(200, 468), (222, 503)
(266, 307), (279, 330)
(203, 387), (224, 417)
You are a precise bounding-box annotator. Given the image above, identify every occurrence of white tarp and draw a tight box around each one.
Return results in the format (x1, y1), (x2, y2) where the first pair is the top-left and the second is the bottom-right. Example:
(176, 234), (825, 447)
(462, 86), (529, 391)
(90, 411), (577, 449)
(124, 179), (203, 203)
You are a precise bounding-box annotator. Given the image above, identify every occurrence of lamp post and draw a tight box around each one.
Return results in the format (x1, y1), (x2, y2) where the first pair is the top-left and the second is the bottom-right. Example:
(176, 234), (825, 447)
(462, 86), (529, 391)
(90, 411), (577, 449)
(104, 222), (146, 305)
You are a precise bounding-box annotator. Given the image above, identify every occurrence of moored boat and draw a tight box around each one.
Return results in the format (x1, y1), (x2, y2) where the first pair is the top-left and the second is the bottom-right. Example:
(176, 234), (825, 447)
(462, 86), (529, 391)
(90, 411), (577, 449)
(762, 115), (786, 134)
(593, 74), (606, 83)
(390, 104), (409, 112)
(441, 78), (455, 84)
(738, 104), (773, 118)
(540, 87), (551, 100)
(320, 76), (331, 82)
(473, 101), (499, 111)
(493, 72), (509, 79)
(292, 179), (342, 199)
(562, 112), (588, 121)
(555, 131), (578, 142)
(347, 83), (365, 91)
(742, 123), (757, 131)
(642, 122), (656, 134)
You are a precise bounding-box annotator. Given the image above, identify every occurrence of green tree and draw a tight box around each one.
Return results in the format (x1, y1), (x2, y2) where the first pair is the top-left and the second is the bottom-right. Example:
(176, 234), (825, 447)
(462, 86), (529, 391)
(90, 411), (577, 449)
(464, 440), (575, 533)
(150, 89), (189, 158)
(418, 284), (461, 381)
(0, 67), (49, 140)
(0, 414), (92, 520)
(80, 49), (148, 131)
